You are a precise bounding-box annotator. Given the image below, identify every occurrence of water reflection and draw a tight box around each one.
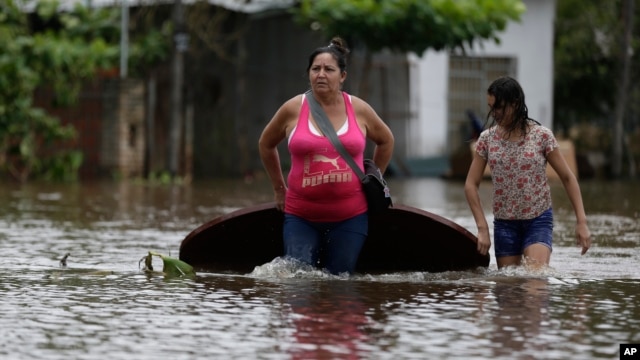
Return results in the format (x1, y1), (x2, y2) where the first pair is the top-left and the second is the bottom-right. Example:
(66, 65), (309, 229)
(279, 281), (372, 359)
(488, 277), (550, 358)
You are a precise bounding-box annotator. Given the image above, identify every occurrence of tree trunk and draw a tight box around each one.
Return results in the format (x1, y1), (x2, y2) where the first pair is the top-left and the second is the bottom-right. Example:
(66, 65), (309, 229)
(184, 94), (194, 184)
(612, 0), (633, 178)
(358, 49), (373, 100)
(235, 35), (250, 178)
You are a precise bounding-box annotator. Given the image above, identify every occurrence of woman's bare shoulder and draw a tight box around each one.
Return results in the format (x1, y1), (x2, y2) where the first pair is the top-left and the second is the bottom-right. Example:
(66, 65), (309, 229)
(272, 94), (304, 117)
(280, 94), (303, 107)
(348, 94), (378, 117)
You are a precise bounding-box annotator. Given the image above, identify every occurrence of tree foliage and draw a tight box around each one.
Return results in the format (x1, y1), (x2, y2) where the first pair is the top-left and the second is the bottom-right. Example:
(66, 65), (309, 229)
(554, 0), (640, 178)
(291, 0), (526, 55)
(0, 0), (171, 182)
(0, 0), (106, 181)
(553, 0), (623, 127)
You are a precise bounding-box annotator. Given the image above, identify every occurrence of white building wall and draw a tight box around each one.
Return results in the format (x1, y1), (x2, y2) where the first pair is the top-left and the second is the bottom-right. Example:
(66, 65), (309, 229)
(408, 0), (556, 158)
(408, 52), (449, 157)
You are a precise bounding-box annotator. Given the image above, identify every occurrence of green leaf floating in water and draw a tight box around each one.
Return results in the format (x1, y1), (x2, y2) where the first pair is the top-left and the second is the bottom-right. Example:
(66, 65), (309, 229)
(140, 251), (196, 277)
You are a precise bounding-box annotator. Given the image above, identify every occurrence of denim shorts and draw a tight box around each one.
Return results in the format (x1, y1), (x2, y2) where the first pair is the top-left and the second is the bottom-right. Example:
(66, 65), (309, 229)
(493, 208), (553, 257)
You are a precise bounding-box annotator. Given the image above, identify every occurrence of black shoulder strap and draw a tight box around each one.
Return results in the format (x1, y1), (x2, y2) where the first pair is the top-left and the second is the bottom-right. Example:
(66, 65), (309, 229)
(305, 90), (365, 180)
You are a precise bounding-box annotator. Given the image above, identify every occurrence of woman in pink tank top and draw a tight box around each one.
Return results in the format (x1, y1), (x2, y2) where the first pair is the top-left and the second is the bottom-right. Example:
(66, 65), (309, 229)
(258, 37), (394, 275)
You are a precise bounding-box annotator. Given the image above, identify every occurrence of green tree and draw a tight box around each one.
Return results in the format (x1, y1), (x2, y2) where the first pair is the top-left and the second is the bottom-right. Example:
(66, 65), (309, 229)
(554, 0), (620, 128)
(292, 0), (525, 96)
(0, 0), (171, 182)
(0, 0), (117, 181)
(293, 0), (525, 54)
(554, 0), (639, 178)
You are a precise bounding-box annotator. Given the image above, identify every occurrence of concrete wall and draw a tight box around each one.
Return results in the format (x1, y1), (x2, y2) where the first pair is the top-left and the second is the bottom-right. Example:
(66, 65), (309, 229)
(34, 78), (146, 180)
(100, 79), (146, 178)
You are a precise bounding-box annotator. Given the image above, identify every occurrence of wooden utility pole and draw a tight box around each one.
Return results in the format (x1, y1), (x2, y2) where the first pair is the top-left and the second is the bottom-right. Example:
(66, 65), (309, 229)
(144, 77), (156, 178)
(168, 0), (188, 178)
(120, 0), (128, 79)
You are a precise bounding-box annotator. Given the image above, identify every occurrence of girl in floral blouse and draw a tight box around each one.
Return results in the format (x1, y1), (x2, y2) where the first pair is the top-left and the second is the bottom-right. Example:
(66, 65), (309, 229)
(465, 76), (591, 270)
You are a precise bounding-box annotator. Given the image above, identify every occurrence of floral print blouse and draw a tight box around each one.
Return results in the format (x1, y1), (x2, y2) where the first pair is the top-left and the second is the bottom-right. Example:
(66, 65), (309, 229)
(475, 124), (559, 220)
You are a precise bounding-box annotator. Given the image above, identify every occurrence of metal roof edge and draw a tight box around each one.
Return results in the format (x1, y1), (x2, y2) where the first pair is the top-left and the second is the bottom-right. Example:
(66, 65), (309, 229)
(21, 0), (295, 14)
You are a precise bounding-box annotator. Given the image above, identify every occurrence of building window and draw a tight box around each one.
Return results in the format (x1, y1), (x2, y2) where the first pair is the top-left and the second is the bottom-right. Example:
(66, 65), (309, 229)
(447, 56), (516, 152)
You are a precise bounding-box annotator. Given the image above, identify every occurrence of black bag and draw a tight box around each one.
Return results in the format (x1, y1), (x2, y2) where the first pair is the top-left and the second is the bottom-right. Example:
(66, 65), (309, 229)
(305, 90), (393, 214)
(361, 159), (392, 214)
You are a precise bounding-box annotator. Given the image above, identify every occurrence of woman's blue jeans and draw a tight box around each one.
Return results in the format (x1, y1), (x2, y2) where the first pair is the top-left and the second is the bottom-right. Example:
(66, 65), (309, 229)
(283, 213), (368, 275)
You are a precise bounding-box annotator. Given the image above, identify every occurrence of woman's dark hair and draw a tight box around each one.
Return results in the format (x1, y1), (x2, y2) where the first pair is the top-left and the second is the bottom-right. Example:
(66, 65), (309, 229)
(486, 76), (539, 137)
(306, 36), (350, 73)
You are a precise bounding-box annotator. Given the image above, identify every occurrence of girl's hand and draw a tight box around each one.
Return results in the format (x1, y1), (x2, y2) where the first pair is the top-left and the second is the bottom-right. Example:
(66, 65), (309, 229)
(576, 222), (591, 255)
(476, 229), (492, 256)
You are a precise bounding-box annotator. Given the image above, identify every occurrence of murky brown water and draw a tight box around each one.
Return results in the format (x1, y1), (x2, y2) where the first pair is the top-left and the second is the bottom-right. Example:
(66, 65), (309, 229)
(0, 178), (638, 359)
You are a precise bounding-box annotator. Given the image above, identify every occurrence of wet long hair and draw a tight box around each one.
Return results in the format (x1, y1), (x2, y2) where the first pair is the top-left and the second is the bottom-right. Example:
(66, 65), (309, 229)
(306, 36), (350, 74)
(486, 76), (539, 138)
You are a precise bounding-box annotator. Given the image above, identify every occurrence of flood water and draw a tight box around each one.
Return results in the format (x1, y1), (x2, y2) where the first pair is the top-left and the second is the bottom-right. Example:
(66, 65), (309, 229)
(0, 177), (638, 360)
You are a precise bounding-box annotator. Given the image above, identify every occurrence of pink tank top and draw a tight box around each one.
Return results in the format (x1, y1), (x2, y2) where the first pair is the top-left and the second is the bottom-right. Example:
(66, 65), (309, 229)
(285, 91), (368, 222)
